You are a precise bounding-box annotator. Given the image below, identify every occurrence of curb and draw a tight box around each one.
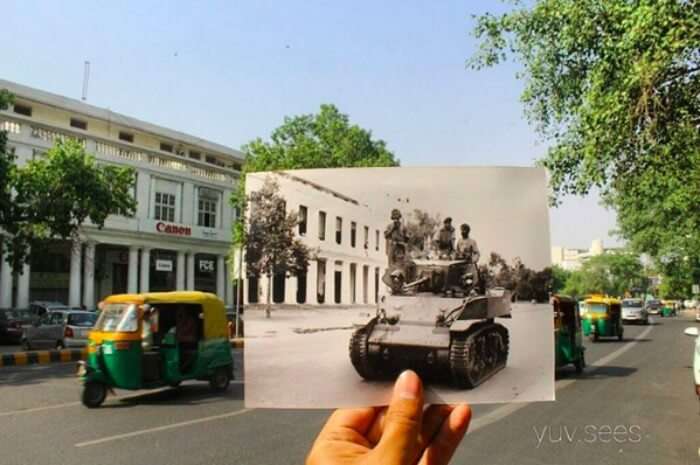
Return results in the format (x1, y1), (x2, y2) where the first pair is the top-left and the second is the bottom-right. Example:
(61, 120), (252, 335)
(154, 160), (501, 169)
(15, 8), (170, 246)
(230, 338), (244, 349)
(0, 348), (87, 368)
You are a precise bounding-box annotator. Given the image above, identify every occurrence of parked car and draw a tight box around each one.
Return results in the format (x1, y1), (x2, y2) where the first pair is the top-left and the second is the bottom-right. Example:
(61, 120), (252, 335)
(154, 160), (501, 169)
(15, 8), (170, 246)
(27, 301), (72, 322)
(621, 298), (648, 325)
(0, 309), (25, 343)
(645, 299), (661, 315)
(684, 299), (698, 309)
(21, 310), (97, 350)
(683, 327), (700, 399)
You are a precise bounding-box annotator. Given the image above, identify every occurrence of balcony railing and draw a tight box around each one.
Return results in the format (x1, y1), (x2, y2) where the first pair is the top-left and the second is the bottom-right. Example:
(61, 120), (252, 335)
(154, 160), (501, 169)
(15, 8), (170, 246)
(1, 116), (239, 184)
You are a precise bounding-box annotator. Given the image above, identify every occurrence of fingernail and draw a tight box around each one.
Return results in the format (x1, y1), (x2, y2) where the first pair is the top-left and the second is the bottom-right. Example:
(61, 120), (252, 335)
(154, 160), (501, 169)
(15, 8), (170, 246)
(395, 370), (421, 400)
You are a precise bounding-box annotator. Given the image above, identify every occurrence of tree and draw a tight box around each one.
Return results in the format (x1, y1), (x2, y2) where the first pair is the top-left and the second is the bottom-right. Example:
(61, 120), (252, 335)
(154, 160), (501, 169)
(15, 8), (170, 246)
(404, 209), (441, 257)
(550, 265), (571, 294)
(562, 252), (645, 297)
(245, 177), (310, 316)
(232, 104), (399, 246)
(1, 135), (136, 271)
(470, 1), (700, 289)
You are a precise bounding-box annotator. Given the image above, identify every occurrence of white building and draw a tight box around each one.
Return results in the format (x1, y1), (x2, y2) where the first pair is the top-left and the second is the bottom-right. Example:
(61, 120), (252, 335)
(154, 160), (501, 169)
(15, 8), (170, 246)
(551, 239), (613, 271)
(244, 172), (388, 307)
(0, 79), (243, 309)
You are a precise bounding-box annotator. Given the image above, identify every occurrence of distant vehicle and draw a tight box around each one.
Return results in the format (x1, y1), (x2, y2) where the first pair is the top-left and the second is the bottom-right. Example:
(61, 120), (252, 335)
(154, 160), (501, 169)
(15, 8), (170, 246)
(27, 301), (72, 322)
(645, 299), (662, 315)
(683, 327), (700, 399)
(684, 299), (698, 309)
(21, 310), (97, 350)
(582, 295), (624, 341)
(621, 298), (649, 325)
(696, 308), (700, 322)
(0, 309), (25, 343)
(660, 300), (677, 318)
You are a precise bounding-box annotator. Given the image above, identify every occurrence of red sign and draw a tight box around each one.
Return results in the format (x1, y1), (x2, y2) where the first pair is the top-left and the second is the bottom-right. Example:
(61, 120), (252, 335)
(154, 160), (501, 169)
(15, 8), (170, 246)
(156, 222), (191, 236)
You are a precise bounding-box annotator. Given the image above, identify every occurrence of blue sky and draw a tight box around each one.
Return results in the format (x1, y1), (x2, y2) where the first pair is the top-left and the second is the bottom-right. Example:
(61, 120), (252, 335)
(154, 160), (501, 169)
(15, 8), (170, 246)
(3, 0), (619, 249)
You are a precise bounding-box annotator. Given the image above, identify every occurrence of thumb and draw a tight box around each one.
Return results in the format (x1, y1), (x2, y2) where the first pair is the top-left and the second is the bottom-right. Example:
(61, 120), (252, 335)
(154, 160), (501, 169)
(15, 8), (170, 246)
(374, 370), (424, 464)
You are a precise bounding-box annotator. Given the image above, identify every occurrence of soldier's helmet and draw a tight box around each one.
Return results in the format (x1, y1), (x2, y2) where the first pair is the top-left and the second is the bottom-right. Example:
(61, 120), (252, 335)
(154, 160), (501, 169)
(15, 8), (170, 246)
(461, 223), (471, 233)
(444, 217), (452, 224)
(391, 209), (402, 220)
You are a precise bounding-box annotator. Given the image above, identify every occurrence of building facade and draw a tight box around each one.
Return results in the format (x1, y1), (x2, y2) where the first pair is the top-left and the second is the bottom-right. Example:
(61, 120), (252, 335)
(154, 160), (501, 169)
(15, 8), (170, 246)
(0, 79), (242, 309)
(244, 172), (388, 307)
(551, 239), (611, 271)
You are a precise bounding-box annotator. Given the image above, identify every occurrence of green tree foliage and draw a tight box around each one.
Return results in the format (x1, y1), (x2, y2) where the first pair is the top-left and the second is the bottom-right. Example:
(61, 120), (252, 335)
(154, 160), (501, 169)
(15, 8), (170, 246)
(550, 265), (571, 294)
(1, 136), (136, 271)
(479, 253), (552, 302)
(562, 252), (645, 297)
(470, 0), (700, 293)
(232, 104), (399, 246)
(245, 177), (310, 314)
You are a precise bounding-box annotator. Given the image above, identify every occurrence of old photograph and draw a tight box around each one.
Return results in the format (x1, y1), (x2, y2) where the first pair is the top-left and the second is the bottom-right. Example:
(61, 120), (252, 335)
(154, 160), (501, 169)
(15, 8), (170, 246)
(243, 167), (554, 408)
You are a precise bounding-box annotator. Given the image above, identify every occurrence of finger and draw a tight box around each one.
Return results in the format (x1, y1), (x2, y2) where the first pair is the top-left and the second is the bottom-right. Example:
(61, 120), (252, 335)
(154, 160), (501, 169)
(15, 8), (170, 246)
(418, 404), (472, 465)
(319, 407), (378, 439)
(374, 370), (424, 464)
(366, 407), (387, 445)
(419, 405), (454, 449)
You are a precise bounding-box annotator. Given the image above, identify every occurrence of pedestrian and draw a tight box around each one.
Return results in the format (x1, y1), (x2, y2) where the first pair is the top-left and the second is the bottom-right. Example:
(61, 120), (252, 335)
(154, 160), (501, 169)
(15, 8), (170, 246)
(306, 370), (471, 465)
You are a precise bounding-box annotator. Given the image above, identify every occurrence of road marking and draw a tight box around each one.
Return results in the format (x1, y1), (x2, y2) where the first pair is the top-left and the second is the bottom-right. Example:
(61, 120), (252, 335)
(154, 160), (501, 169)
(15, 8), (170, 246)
(469, 324), (654, 433)
(75, 408), (253, 447)
(0, 401), (81, 417)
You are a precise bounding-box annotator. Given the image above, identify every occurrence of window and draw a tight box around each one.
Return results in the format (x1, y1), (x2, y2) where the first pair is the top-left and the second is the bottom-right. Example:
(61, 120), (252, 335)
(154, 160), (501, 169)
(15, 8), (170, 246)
(364, 226), (369, 249)
(49, 312), (64, 325)
(205, 154), (220, 165)
(119, 131), (134, 143)
(160, 142), (173, 153)
(376, 230), (380, 251)
(298, 205), (308, 236)
(70, 118), (87, 130)
(318, 211), (326, 240)
(351, 221), (357, 248)
(336, 217), (342, 244)
(198, 187), (219, 228)
(154, 192), (176, 222)
(13, 104), (32, 117)
(189, 150), (201, 160)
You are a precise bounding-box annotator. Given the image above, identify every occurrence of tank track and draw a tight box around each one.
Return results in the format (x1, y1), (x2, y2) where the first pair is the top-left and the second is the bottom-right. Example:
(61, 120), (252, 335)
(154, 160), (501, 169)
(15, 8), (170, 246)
(449, 321), (509, 389)
(349, 321), (379, 380)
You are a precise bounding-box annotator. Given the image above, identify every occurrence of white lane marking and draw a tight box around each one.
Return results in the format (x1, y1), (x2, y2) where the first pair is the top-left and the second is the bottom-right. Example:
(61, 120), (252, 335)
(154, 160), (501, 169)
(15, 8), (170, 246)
(75, 408), (253, 447)
(469, 324), (654, 433)
(0, 401), (82, 417)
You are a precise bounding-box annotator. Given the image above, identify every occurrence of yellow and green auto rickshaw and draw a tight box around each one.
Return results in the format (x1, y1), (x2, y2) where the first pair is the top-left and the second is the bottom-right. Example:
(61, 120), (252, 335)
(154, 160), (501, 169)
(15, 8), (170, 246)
(78, 291), (234, 408)
(660, 300), (677, 318)
(581, 295), (624, 342)
(553, 295), (586, 373)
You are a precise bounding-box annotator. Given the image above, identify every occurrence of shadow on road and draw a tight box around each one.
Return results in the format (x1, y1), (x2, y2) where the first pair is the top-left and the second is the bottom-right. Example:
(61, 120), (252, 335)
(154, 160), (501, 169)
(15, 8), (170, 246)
(556, 365), (637, 380)
(102, 383), (244, 408)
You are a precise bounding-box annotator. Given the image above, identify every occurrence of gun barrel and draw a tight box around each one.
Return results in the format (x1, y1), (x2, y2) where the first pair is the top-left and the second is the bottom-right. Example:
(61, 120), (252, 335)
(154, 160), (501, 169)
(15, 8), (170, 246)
(403, 276), (430, 289)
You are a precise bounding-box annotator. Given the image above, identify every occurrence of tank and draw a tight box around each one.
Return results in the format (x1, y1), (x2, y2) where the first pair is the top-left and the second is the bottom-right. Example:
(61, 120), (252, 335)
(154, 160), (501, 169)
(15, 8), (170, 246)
(349, 258), (512, 388)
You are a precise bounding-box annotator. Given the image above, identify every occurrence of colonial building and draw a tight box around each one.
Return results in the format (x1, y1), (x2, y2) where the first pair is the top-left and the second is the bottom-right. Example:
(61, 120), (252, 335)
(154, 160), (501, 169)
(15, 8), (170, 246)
(551, 239), (618, 271)
(244, 172), (388, 307)
(0, 79), (242, 309)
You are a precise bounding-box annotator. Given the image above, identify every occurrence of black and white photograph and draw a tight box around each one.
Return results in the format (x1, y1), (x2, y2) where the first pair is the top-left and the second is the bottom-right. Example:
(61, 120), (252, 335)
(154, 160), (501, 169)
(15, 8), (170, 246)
(243, 166), (554, 408)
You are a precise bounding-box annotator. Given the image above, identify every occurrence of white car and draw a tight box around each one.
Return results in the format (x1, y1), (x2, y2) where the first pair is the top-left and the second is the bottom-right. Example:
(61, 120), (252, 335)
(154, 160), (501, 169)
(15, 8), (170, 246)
(684, 327), (700, 398)
(621, 298), (648, 325)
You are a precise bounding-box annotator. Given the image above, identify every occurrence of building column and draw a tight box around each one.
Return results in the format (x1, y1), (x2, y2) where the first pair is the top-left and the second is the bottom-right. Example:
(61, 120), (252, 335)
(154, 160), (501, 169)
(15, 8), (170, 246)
(306, 259), (318, 305)
(17, 258), (31, 309)
(82, 241), (96, 308)
(127, 246), (139, 293)
(69, 241), (82, 307)
(342, 262), (353, 305)
(140, 248), (151, 293)
(328, 262), (336, 305)
(285, 271), (296, 304)
(259, 274), (270, 305)
(216, 255), (225, 299)
(225, 262), (234, 307)
(0, 244), (13, 308)
(176, 251), (186, 290)
(186, 252), (196, 290)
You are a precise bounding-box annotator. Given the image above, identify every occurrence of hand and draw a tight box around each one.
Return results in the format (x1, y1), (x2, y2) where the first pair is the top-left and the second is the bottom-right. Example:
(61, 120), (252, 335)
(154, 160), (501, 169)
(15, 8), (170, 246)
(306, 371), (471, 465)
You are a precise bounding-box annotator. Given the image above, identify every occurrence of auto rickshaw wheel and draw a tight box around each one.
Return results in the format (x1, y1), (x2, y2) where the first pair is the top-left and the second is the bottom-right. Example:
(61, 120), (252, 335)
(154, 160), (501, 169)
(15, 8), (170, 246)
(82, 382), (107, 408)
(574, 352), (585, 374)
(209, 367), (231, 392)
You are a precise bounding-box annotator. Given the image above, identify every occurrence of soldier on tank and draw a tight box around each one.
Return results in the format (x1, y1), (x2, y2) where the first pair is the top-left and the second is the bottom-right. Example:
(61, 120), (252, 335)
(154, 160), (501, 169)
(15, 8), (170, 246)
(455, 223), (480, 264)
(385, 209), (409, 266)
(436, 217), (456, 259)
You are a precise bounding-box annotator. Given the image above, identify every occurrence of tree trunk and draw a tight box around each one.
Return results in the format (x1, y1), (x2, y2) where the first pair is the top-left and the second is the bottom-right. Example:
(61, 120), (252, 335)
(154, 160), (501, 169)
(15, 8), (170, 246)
(265, 272), (272, 318)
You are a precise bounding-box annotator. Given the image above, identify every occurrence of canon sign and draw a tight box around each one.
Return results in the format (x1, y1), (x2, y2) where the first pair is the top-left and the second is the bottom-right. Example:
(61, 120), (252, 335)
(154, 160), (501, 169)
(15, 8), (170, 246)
(156, 222), (192, 236)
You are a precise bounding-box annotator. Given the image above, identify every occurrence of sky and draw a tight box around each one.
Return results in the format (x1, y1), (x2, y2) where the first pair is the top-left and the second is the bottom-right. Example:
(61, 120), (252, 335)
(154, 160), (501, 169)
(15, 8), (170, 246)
(2, 0), (620, 250)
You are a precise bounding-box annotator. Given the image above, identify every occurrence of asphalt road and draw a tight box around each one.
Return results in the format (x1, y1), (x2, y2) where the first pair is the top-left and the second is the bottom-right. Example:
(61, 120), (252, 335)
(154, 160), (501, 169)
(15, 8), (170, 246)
(0, 317), (699, 465)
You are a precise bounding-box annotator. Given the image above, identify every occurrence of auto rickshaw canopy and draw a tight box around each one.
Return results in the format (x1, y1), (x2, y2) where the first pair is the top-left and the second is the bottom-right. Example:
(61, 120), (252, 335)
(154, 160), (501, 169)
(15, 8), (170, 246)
(101, 291), (227, 340)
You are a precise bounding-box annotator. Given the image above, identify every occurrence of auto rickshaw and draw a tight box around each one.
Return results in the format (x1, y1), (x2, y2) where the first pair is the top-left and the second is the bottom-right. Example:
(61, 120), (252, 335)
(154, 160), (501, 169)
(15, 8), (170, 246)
(660, 300), (677, 318)
(78, 291), (234, 408)
(553, 295), (586, 373)
(581, 295), (624, 342)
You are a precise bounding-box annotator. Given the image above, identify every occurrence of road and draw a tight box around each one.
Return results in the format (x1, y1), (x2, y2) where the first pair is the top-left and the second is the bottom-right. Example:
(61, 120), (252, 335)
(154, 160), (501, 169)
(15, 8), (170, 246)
(0, 316), (698, 465)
